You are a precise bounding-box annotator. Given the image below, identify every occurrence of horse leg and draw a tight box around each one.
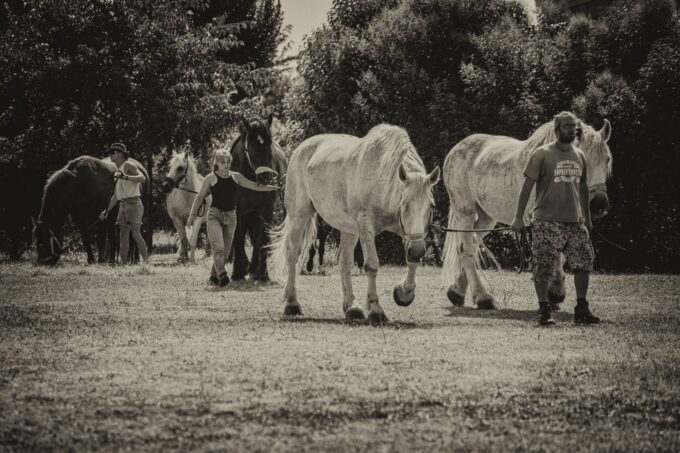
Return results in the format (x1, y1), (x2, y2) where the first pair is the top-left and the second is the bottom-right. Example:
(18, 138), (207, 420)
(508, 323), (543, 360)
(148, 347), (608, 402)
(457, 210), (495, 309)
(282, 214), (314, 316)
(548, 253), (567, 306)
(340, 232), (364, 321)
(188, 216), (203, 262)
(95, 222), (107, 264)
(231, 218), (248, 281)
(305, 243), (316, 273)
(255, 208), (273, 281)
(75, 221), (96, 264)
(317, 223), (327, 273)
(171, 217), (188, 262)
(246, 214), (263, 280)
(357, 211), (387, 326)
(444, 212), (469, 307)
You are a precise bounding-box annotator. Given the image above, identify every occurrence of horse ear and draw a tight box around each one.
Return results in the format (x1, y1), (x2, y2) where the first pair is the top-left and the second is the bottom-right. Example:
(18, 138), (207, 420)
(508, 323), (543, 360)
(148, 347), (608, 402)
(600, 119), (611, 143)
(428, 166), (441, 186)
(398, 164), (409, 183)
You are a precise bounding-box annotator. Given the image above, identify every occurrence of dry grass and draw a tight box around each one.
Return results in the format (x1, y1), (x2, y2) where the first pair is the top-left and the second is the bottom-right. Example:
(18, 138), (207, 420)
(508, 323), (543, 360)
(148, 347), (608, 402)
(1, 254), (679, 451)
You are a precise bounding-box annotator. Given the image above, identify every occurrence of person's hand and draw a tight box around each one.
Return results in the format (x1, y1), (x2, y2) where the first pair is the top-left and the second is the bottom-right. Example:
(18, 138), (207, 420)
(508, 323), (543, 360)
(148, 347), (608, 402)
(98, 209), (108, 221)
(113, 170), (123, 180)
(511, 217), (525, 233)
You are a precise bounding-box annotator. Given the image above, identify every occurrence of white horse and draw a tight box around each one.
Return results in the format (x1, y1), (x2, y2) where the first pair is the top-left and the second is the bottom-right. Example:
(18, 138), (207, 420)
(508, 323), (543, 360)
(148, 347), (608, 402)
(268, 124), (440, 325)
(442, 117), (612, 308)
(163, 151), (212, 262)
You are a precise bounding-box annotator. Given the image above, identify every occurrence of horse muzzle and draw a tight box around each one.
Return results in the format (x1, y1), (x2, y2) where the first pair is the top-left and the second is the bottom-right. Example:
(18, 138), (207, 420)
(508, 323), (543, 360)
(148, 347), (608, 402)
(255, 167), (277, 186)
(162, 177), (177, 191)
(406, 239), (426, 262)
(590, 190), (609, 219)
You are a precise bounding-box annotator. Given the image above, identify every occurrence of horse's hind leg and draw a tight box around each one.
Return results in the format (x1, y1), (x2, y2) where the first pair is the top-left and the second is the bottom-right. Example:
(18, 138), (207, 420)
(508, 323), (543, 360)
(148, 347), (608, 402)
(357, 211), (387, 326)
(339, 232), (364, 321)
(171, 217), (189, 262)
(76, 221), (95, 264)
(445, 212), (469, 306)
(456, 210), (495, 309)
(282, 210), (315, 316)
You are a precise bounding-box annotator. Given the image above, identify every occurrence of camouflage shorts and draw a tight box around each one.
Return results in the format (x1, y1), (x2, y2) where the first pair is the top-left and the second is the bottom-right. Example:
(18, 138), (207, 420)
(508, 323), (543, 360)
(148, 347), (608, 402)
(532, 220), (594, 282)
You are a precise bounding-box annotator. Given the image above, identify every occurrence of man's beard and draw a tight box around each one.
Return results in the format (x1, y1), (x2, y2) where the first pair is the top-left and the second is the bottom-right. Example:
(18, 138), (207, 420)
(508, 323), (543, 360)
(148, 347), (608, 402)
(557, 133), (575, 144)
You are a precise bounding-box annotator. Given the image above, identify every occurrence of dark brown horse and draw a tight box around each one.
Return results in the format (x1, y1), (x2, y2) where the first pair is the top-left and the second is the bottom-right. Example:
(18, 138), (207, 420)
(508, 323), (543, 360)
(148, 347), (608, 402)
(34, 155), (148, 265)
(229, 116), (286, 281)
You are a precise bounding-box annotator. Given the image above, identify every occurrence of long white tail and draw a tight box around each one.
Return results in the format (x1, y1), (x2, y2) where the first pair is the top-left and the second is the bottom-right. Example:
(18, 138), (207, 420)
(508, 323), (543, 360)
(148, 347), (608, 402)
(441, 205), (460, 286)
(267, 213), (317, 283)
(441, 207), (501, 287)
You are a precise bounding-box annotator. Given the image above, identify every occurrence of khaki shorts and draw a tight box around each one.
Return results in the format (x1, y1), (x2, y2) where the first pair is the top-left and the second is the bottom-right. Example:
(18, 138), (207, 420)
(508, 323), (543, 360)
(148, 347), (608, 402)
(532, 220), (594, 282)
(117, 197), (144, 225)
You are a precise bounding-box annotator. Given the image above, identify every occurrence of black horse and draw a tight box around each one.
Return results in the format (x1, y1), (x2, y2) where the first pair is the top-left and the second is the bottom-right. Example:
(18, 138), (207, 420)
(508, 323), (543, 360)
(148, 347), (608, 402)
(229, 116), (286, 281)
(306, 215), (364, 273)
(34, 155), (148, 265)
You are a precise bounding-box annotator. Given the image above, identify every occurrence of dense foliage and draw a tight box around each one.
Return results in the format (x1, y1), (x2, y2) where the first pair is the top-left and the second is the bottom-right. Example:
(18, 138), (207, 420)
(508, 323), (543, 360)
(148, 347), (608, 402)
(289, 0), (680, 272)
(0, 0), (286, 258)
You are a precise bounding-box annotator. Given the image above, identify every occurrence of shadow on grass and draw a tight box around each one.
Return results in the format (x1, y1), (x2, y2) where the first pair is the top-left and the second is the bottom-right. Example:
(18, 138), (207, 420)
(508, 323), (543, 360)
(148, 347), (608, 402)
(281, 316), (430, 330)
(444, 305), (573, 322)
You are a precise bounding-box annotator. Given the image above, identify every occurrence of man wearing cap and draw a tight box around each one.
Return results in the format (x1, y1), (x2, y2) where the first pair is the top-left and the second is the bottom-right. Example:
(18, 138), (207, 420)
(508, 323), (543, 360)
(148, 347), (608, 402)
(99, 143), (149, 264)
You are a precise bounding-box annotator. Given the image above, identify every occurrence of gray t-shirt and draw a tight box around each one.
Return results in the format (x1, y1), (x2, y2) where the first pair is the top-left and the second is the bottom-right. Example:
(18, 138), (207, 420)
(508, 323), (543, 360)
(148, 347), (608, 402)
(524, 144), (588, 223)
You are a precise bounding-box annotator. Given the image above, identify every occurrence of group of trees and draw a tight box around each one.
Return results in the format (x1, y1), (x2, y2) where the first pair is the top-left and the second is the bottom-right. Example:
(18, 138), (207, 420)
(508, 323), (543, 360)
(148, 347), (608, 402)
(288, 0), (680, 272)
(0, 0), (287, 258)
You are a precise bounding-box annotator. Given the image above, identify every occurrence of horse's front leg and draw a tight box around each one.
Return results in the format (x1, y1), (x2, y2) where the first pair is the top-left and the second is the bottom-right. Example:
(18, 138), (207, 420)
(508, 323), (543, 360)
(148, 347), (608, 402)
(188, 216), (203, 262)
(75, 220), (95, 264)
(171, 216), (189, 263)
(339, 232), (364, 321)
(393, 260), (418, 307)
(255, 208), (273, 281)
(95, 222), (108, 264)
(357, 212), (386, 326)
(231, 218), (249, 281)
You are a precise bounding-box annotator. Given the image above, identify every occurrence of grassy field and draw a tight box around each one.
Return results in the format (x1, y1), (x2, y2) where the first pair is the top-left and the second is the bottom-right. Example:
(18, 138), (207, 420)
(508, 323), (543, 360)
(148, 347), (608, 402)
(1, 253), (679, 451)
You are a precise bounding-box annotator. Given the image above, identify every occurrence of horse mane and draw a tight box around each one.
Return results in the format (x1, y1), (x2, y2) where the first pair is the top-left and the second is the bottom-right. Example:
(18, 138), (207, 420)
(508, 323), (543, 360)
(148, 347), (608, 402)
(363, 124), (431, 207)
(520, 121), (557, 155)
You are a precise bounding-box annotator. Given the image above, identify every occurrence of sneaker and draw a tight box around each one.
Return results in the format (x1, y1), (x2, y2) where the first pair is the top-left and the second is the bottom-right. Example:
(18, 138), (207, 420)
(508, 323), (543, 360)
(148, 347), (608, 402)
(574, 301), (600, 324)
(218, 273), (230, 287)
(538, 302), (555, 326)
(207, 275), (219, 286)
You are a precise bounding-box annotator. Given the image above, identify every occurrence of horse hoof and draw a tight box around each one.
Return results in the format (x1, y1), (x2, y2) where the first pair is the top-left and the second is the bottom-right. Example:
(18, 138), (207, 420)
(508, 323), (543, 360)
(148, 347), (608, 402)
(368, 311), (388, 326)
(476, 298), (496, 310)
(447, 287), (465, 306)
(283, 304), (302, 316)
(345, 307), (366, 321)
(393, 286), (415, 307)
(548, 290), (566, 304)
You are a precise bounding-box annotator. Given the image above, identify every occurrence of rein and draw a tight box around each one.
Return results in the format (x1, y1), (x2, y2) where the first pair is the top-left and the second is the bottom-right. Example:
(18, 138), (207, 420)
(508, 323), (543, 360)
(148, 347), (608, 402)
(164, 172), (206, 217)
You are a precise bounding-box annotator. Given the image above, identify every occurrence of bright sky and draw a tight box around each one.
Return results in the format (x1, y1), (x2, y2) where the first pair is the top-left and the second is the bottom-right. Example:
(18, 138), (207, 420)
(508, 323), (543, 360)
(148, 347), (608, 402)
(279, 0), (333, 56)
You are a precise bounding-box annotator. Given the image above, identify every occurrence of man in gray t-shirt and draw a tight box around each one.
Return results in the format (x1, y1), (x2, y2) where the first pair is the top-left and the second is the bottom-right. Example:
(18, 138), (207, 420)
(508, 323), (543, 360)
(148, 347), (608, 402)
(512, 112), (600, 326)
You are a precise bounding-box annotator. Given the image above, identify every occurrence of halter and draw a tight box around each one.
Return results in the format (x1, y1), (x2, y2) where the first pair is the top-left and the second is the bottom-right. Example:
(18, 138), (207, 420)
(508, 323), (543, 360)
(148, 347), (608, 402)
(398, 201), (432, 243)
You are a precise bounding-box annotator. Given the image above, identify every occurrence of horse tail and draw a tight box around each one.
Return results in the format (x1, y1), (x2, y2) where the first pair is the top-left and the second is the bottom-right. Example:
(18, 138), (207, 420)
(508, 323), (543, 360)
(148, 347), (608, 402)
(267, 213), (317, 283)
(441, 205), (459, 286)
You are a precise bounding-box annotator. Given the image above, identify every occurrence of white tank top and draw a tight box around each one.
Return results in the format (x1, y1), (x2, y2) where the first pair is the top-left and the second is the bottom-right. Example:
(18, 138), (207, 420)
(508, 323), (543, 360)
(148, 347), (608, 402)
(115, 162), (141, 199)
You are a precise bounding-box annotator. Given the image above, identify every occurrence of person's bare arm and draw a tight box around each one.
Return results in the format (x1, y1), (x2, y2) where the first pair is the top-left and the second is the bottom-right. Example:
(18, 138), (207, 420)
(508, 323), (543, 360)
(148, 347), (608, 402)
(231, 172), (277, 192)
(100, 192), (118, 220)
(511, 176), (536, 232)
(120, 161), (146, 183)
(187, 176), (213, 224)
(580, 179), (592, 231)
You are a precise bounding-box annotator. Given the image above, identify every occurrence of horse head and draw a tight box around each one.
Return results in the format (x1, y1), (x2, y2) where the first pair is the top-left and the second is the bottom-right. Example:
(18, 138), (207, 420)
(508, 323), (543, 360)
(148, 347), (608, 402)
(163, 151), (195, 191)
(576, 119), (612, 219)
(33, 217), (63, 265)
(397, 164), (441, 263)
(234, 116), (278, 185)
